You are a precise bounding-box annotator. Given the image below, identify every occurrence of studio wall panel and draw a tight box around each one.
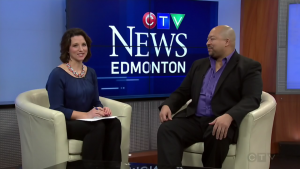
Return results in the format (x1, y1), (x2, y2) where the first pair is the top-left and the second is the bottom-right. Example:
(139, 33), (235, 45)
(241, 0), (300, 154)
(240, 0), (278, 93)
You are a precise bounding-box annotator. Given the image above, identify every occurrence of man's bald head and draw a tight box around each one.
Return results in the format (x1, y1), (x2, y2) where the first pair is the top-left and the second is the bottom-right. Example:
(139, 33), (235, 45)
(217, 25), (236, 47)
(206, 25), (236, 59)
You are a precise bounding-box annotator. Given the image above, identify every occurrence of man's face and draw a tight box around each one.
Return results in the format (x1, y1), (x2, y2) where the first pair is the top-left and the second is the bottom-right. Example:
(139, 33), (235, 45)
(206, 29), (227, 58)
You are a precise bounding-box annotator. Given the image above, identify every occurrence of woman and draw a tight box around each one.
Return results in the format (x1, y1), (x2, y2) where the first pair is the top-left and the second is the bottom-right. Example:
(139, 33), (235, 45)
(46, 28), (121, 162)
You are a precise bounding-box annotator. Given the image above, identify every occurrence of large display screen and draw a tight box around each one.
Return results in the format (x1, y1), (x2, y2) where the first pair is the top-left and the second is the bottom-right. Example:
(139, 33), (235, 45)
(287, 4), (300, 89)
(66, 0), (218, 99)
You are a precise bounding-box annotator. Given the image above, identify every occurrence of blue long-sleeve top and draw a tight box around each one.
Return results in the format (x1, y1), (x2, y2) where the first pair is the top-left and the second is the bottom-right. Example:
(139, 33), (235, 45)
(46, 67), (103, 120)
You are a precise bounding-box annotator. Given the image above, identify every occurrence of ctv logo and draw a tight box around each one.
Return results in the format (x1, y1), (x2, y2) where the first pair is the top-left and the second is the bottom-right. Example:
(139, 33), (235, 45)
(142, 12), (157, 29)
(143, 12), (185, 30)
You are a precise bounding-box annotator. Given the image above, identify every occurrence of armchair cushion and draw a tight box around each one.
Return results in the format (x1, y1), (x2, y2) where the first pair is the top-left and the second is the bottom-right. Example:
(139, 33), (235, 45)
(68, 140), (82, 155)
(184, 143), (236, 156)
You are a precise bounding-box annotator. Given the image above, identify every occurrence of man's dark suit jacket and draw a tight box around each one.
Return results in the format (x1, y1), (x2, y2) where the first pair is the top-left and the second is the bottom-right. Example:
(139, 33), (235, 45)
(159, 51), (263, 143)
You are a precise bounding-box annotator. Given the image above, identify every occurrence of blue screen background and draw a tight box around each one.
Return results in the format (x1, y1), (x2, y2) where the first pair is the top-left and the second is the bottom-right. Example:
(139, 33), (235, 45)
(66, 0), (218, 99)
(287, 4), (300, 89)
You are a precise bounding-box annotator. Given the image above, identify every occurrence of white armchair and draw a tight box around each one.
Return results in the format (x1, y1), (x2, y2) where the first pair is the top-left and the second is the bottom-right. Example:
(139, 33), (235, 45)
(181, 91), (277, 169)
(15, 89), (132, 169)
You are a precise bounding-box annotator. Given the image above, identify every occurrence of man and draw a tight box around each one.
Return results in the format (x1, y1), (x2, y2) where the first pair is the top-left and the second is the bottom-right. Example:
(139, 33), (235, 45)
(157, 25), (262, 168)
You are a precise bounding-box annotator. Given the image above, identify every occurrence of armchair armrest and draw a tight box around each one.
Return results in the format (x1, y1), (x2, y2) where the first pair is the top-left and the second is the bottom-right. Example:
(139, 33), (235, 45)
(234, 92), (277, 169)
(99, 97), (132, 163)
(172, 99), (192, 117)
(99, 97), (132, 118)
(15, 92), (68, 169)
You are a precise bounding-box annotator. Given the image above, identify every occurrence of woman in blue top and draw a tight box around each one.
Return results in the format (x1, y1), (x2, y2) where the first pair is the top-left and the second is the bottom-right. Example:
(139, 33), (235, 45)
(46, 28), (121, 162)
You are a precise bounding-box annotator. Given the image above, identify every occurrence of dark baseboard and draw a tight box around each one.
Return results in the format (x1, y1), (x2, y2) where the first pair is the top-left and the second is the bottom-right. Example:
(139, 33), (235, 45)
(129, 150), (158, 164)
(0, 104), (15, 109)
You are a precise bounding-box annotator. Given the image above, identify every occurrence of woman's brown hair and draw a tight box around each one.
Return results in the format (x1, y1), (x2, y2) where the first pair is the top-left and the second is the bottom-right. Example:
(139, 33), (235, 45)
(60, 28), (92, 63)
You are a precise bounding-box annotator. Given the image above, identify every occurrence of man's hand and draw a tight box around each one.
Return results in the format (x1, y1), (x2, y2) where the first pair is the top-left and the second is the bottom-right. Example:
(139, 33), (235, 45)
(209, 114), (233, 140)
(159, 105), (172, 123)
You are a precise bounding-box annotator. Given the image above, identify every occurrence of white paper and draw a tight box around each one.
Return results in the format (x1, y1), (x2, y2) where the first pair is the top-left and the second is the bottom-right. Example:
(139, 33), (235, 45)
(77, 116), (117, 121)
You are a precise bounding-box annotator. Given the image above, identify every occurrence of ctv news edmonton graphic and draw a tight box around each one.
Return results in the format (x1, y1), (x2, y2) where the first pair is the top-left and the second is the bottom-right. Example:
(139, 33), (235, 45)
(109, 12), (187, 75)
(66, 0), (218, 99)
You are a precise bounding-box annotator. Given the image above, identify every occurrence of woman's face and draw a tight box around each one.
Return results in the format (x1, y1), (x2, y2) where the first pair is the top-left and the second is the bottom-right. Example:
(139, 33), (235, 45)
(69, 35), (88, 62)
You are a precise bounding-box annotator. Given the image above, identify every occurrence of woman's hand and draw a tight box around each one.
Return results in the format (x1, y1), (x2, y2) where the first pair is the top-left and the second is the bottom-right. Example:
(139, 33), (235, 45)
(86, 107), (105, 118)
(103, 107), (112, 116)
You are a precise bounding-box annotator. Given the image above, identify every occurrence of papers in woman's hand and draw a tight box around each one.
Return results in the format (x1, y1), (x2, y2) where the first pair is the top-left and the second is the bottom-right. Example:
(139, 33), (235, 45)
(77, 116), (117, 121)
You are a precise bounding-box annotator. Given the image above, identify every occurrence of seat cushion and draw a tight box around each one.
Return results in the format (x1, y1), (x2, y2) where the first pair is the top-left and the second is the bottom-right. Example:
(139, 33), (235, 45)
(68, 139), (83, 155)
(184, 142), (236, 156)
(69, 155), (82, 162)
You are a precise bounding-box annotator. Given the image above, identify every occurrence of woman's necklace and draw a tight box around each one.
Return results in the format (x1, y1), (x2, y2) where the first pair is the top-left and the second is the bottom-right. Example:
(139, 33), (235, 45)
(66, 63), (85, 78)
